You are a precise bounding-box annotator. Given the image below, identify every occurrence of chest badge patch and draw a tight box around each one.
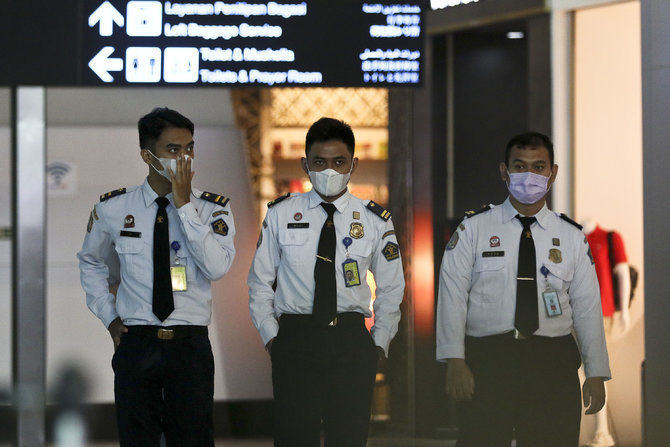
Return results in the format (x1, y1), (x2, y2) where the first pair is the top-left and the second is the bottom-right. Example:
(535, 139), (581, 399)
(489, 236), (500, 247)
(212, 219), (229, 236)
(552, 238), (560, 246)
(353, 211), (360, 220)
(549, 248), (562, 264)
(350, 222), (364, 239)
(382, 242), (400, 261)
(124, 215), (135, 228)
(294, 212), (303, 221)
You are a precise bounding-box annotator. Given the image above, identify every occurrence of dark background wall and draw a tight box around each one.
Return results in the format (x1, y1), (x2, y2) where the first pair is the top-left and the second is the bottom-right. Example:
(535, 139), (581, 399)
(641, 1), (670, 445)
(452, 28), (529, 216)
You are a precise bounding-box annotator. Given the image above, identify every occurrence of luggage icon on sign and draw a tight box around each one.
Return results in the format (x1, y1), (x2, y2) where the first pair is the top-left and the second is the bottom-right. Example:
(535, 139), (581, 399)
(126, 1), (162, 37)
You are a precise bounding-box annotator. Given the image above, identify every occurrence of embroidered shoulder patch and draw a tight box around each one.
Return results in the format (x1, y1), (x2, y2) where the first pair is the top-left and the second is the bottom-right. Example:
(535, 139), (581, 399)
(446, 231), (459, 251)
(211, 219), (229, 236)
(560, 213), (582, 230)
(366, 200), (391, 221)
(99, 188), (126, 202)
(267, 192), (291, 208)
(86, 212), (94, 233)
(382, 242), (400, 261)
(201, 191), (229, 207)
(464, 205), (491, 218)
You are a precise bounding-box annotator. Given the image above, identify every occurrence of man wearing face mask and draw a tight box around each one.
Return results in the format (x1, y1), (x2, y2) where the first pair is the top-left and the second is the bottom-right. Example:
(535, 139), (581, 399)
(436, 132), (610, 447)
(78, 107), (236, 446)
(248, 117), (405, 447)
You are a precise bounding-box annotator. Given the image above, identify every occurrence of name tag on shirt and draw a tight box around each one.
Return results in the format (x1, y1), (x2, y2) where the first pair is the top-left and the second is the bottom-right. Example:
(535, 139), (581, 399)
(287, 223), (309, 229)
(482, 251), (504, 257)
(120, 230), (141, 238)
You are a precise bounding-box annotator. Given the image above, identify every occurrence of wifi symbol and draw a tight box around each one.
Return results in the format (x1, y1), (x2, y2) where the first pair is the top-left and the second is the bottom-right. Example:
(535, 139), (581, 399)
(46, 162), (71, 188)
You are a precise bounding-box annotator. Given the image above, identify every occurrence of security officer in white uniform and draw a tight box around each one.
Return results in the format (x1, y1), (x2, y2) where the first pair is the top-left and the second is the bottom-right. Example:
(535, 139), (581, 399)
(78, 108), (236, 447)
(248, 117), (405, 447)
(436, 132), (610, 447)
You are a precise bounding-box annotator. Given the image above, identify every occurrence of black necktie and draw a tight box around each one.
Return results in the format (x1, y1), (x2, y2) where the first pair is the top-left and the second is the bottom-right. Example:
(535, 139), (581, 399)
(515, 215), (538, 337)
(153, 197), (174, 321)
(313, 203), (337, 324)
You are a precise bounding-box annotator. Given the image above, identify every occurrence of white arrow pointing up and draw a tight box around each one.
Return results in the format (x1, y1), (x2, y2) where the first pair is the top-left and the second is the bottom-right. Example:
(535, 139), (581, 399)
(88, 1), (124, 36)
(89, 46), (123, 82)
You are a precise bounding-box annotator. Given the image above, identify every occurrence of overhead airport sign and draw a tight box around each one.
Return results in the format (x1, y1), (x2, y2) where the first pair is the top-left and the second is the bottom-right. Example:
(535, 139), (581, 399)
(82, 1), (425, 87)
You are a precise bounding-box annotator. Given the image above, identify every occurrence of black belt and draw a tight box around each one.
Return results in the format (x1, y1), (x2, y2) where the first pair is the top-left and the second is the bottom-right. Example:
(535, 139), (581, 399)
(467, 331), (573, 343)
(280, 312), (365, 327)
(126, 325), (208, 340)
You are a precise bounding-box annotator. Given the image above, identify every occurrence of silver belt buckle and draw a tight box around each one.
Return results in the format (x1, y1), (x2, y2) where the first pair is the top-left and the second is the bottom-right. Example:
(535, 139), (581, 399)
(157, 328), (174, 340)
(513, 329), (526, 340)
(328, 317), (338, 327)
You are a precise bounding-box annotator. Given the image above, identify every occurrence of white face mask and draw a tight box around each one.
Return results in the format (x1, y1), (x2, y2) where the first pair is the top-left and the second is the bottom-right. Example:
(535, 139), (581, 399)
(146, 151), (192, 182)
(506, 170), (551, 204)
(308, 166), (352, 197)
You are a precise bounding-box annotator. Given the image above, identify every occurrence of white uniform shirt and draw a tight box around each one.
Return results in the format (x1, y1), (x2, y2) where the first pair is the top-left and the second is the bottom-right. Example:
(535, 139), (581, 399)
(436, 198), (610, 379)
(247, 189), (405, 354)
(78, 178), (236, 328)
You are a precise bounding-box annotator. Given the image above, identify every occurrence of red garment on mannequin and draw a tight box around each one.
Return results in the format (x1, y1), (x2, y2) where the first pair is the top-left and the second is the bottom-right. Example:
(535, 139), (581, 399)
(586, 226), (628, 317)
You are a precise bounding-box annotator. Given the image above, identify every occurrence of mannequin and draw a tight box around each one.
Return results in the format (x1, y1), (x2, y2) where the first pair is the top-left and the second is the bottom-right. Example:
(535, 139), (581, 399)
(582, 219), (632, 447)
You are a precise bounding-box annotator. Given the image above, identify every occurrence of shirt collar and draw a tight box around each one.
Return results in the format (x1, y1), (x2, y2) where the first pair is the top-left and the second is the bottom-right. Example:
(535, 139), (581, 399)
(501, 196), (550, 230)
(141, 177), (174, 208)
(307, 188), (351, 213)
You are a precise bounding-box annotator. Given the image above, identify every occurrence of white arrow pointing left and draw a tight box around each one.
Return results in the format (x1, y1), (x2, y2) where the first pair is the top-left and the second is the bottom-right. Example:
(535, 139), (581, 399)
(89, 47), (123, 82)
(88, 1), (124, 36)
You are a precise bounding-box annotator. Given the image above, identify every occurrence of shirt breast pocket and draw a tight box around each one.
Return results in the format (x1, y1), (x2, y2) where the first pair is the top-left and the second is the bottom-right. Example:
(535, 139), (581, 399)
(279, 230), (310, 267)
(175, 251), (196, 284)
(115, 237), (150, 279)
(349, 240), (372, 260)
(471, 257), (506, 303)
(544, 263), (573, 292)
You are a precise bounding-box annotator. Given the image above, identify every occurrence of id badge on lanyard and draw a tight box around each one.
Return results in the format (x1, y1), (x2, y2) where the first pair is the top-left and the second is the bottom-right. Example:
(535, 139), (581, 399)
(170, 241), (188, 291)
(540, 265), (561, 317)
(342, 237), (361, 287)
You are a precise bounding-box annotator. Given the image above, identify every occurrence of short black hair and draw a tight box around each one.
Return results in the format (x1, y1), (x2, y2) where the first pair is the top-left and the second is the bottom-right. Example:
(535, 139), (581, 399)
(504, 131), (554, 166)
(138, 107), (194, 152)
(305, 117), (355, 156)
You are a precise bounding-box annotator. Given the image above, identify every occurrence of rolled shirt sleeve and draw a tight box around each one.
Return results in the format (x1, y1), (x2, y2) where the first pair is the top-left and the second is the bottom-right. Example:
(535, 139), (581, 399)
(248, 210), (282, 345)
(177, 198), (236, 281)
(369, 217), (405, 355)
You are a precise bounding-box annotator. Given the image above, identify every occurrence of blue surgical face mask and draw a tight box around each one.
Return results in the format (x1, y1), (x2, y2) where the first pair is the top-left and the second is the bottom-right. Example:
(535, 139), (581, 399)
(506, 171), (550, 204)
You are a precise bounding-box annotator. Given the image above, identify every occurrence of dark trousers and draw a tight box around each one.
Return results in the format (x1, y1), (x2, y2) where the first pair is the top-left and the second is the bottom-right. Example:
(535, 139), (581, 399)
(112, 330), (215, 447)
(456, 332), (582, 447)
(271, 313), (378, 447)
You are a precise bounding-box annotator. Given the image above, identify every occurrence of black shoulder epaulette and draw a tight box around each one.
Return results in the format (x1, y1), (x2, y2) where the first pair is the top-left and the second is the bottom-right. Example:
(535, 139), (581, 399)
(99, 188), (126, 202)
(267, 192), (291, 208)
(200, 191), (229, 207)
(464, 205), (491, 218)
(366, 200), (391, 221)
(560, 213), (582, 230)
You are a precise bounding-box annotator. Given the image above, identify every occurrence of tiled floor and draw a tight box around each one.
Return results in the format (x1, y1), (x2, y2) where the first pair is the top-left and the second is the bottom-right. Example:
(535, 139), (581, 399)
(0, 437), (459, 447)
(78, 439), (458, 447)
